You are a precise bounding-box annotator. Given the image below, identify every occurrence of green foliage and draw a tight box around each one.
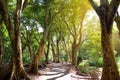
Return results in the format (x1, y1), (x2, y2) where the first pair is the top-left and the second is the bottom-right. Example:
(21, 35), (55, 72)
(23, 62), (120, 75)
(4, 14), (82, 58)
(78, 60), (99, 75)
(23, 52), (31, 63)
(60, 52), (68, 62)
(40, 56), (45, 63)
(78, 10), (102, 67)
(2, 24), (12, 62)
(89, 58), (103, 67)
(2, 0), (119, 71)
(78, 60), (89, 73)
(79, 60), (89, 67)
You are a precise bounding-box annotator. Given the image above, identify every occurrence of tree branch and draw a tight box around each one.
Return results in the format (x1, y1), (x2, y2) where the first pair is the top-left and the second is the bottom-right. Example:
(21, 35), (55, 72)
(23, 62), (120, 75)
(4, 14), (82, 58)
(63, 19), (74, 37)
(48, 6), (65, 26)
(89, 0), (100, 15)
(115, 11), (120, 37)
(108, 0), (120, 23)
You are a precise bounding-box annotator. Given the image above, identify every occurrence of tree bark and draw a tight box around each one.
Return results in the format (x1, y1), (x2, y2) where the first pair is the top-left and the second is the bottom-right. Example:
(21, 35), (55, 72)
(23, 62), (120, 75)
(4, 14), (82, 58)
(0, 19), (3, 66)
(101, 19), (119, 80)
(10, 0), (30, 80)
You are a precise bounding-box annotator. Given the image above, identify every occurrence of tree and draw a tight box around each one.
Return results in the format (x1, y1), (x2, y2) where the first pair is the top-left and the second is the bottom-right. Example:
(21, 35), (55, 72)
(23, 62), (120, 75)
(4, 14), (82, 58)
(28, 0), (64, 75)
(0, 0), (30, 79)
(62, 0), (90, 65)
(89, 0), (120, 80)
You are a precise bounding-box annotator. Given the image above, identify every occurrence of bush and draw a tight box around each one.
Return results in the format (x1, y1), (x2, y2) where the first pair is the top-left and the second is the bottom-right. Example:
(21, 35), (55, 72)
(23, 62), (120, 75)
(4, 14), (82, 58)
(78, 60), (100, 78)
(23, 52), (31, 63)
(79, 60), (89, 67)
(89, 58), (103, 67)
(78, 60), (89, 73)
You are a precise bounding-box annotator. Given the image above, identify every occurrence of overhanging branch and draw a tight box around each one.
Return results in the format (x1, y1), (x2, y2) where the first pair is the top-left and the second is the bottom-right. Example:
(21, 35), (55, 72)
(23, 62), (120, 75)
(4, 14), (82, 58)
(89, 0), (100, 15)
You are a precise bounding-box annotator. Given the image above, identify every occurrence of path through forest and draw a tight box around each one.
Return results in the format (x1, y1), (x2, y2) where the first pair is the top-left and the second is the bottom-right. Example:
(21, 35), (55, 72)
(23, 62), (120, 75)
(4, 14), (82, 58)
(29, 62), (102, 80)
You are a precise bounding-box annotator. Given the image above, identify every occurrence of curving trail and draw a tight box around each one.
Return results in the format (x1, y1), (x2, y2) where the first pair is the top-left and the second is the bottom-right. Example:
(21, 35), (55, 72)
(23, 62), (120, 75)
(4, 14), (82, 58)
(29, 62), (102, 80)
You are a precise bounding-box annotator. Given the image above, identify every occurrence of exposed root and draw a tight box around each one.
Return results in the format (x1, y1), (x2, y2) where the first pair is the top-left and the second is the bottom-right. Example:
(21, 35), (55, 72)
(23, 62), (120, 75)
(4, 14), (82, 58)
(10, 68), (30, 80)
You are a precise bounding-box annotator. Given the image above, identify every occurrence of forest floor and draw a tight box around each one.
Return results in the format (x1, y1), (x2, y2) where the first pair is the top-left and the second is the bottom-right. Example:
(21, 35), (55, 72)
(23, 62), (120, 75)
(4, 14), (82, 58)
(29, 62), (102, 80)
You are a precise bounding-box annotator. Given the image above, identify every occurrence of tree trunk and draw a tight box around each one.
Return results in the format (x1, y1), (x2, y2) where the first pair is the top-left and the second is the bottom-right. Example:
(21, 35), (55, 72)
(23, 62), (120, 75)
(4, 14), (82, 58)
(71, 43), (78, 65)
(0, 20), (3, 66)
(71, 34), (82, 65)
(10, 0), (30, 79)
(0, 0), (30, 79)
(51, 41), (56, 62)
(101, 21), (119, 80)
(10, 19), (30, 80)
(89, 0), (120, 79)
(45, 35), (50, 64)
(56, 39), (60, 63)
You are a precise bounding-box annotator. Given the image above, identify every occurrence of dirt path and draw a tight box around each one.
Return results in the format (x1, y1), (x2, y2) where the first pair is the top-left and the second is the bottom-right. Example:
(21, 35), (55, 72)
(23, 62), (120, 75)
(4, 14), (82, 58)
(29, 62), (102, 80)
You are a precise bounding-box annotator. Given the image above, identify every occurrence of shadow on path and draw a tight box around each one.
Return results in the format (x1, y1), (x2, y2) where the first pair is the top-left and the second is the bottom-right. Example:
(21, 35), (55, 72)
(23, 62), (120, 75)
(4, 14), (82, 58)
(29, 62), (102, 80)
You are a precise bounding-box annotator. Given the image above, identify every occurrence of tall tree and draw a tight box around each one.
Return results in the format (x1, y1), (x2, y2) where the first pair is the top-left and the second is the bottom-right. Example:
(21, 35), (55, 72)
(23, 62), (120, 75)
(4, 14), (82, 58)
(62, 0), (90, 65)
(89, 0), (120, 80)
(0, 0), (30, 79)
(28, 0), (64, 75)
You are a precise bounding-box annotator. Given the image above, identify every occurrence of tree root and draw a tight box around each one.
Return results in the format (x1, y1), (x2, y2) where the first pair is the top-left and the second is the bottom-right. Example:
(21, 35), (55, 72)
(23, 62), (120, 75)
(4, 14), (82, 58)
(10, 68), (30, 80)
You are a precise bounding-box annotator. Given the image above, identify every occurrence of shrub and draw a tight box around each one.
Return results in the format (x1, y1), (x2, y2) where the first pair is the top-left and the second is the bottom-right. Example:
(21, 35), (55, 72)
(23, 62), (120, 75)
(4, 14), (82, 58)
(89, 58), (103, 67)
